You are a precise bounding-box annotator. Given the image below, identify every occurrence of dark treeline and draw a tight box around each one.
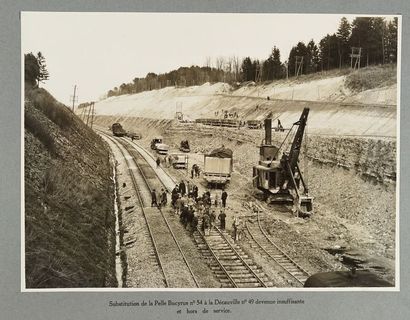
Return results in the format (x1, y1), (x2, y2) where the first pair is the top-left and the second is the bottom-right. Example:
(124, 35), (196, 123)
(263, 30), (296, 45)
(24, 52), (50, 88)
(107, 17), (398, 98)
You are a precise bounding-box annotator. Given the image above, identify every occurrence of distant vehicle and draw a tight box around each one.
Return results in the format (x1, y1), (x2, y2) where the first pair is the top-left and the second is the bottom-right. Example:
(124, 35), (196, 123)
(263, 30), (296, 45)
(203, 146), (233, 186)
(127, 131), (142, 140)
(169, 153), (188, 169)
(112, 123), (127, 137)
(179, 140), (190, 152)
(156, 143), (169, 155)
(247, 120), (263, 129)
(304, 270), (393, 288)
(150, 136), (163, 150)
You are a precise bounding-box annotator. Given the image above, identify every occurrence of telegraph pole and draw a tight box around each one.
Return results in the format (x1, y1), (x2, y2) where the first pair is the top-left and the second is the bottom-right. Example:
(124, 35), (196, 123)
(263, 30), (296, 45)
(70, 85), (78, 112)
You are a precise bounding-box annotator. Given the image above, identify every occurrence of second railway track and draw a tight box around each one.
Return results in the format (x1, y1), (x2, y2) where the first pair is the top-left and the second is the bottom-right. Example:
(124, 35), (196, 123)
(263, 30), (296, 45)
(245, 213), (311, 286)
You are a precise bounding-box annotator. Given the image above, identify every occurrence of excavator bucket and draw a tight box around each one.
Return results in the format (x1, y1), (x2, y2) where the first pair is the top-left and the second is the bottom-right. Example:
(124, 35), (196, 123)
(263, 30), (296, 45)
(299, 196), (313, 217)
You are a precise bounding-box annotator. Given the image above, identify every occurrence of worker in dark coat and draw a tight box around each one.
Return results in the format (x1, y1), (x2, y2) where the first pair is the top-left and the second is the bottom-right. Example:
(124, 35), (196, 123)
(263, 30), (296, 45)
(221, 190), (228, 208)
(192, 185), (198, 200)
(156, 157), (161, 168)
(161, 189), (167, 208)
(180, 205), (188, 227)
(210, 210), (216, 230)
(191, 214), (198, 233)
(186, 206), (194, 230)
(151, 189), (158, 207)
(179, 180), (186, 196)
(218, 210), (226, 230)
(171, 187), (179, 208)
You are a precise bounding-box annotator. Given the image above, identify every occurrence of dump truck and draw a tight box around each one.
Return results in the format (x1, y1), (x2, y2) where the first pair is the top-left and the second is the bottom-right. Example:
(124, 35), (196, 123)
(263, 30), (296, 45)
(203, 147), (233, 186)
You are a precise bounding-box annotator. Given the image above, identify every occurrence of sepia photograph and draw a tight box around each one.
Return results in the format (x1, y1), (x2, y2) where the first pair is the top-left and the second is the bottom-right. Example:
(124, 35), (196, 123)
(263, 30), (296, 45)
(22, 12), (399, 290)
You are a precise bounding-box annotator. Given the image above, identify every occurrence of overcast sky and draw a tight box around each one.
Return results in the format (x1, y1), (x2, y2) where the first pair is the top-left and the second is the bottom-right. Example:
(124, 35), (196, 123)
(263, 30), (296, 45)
(22, 12), (372, 105)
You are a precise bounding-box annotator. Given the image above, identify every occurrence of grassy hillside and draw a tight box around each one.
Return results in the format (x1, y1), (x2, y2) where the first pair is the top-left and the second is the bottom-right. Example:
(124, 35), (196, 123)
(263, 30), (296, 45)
(24, 88), (116, 288)
(345, 64), (397, 92)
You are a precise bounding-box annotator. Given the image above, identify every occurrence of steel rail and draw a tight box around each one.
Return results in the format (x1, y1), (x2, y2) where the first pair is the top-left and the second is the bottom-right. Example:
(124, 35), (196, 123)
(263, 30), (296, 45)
(120, 138), (200, 288)
(99, 132), (169, 287)
(212, 225), (268, 288)
(245, 221), (305, 285)
(195, 227), (238, 288)
(255, 212), (311, 283)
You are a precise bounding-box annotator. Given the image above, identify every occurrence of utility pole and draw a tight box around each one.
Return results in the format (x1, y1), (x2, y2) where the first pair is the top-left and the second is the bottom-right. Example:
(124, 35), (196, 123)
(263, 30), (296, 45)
(86, 103), (92, 126)
(295, 56), (304, 77)
(90, 102), (95, 128)
(70, 85), (78, 112)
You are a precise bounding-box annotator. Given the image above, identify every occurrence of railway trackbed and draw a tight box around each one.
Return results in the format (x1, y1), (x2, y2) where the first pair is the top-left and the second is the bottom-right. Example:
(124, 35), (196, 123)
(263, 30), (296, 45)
(245, 214), (311, 286)
(193, 224), (273, 288)
(100, 131), (199, 288)
(99, 129), (310, 288)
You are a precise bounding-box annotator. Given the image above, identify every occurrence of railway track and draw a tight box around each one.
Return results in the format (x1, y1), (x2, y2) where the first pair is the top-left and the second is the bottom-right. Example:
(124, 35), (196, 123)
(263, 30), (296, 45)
(102, 131), (307, 288)
(193, 224), (273, 288)
(119, 136), (275, 288)
(100, 131), (199, 288)
(245, 213), (311, 286)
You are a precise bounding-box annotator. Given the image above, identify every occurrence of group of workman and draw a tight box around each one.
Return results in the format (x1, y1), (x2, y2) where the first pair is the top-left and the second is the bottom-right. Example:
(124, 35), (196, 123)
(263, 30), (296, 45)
(150, 179), (229, 235)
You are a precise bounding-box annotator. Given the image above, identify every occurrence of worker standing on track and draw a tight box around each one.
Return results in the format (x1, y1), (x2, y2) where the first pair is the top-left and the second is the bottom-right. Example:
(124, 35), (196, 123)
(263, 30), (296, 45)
(156, 157), (161, 168)
(218, 210), (226, 230)
(175, 195), (182, 216)
(214, 193), (220, 207)
(161, 188), (167, 208)
(210, 210), (216, 231)
(203, 212), (211, 236)
(179, 180), (186, 196)
(156, 189), (162, 208)
(181, 205), (189, 228)
(151, 189), (158, 207)
(221, 190), (228, 208)
(191, 214), (198, 233)
(233, 216), (241, 241)
(171, 185), (179, 208)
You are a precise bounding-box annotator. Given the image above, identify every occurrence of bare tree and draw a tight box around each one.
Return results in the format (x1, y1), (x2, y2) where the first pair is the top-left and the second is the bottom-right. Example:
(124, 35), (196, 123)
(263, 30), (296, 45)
(232, 56), (241, 82)
(204, 56), (212, 68)
(215, 56), (225, 70)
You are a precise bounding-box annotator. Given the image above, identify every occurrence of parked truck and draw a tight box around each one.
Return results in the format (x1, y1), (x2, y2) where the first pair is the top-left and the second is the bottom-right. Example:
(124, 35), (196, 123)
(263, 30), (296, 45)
(203, 147), (233, 186)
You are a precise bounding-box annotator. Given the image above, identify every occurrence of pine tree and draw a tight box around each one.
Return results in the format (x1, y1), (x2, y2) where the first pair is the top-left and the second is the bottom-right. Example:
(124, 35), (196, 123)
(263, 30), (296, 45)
(24, 52), (40, 87)
(319, 34), (339, 71)
(336, 17), (351, 68)
(272, 46), (283, 79)
(288, 42), (308, 76)
(241, 57), (254, 82)
(306, 40), (319, 73)
(385, 17), (398, 63)
(36, 52), (50, 84)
